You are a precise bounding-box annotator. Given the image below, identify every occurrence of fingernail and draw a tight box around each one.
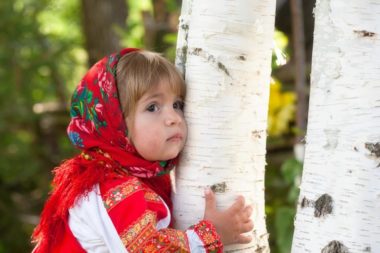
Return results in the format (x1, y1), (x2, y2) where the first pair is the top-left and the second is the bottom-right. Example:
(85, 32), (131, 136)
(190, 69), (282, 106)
(204, 187), (211, 195)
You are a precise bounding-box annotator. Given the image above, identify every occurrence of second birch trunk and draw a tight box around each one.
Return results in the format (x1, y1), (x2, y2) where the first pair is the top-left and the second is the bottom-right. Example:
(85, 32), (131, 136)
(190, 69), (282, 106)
(292, 0), (380, 252)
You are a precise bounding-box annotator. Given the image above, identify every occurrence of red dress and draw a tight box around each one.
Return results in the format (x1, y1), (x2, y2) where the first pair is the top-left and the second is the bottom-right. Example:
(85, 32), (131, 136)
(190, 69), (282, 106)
(45, 172), (222, 253)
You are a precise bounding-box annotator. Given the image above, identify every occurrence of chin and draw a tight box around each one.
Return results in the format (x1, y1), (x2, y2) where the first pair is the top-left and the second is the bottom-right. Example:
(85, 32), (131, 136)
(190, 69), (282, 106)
(144, 153), (179, 162)
(162, 151), (181, 161)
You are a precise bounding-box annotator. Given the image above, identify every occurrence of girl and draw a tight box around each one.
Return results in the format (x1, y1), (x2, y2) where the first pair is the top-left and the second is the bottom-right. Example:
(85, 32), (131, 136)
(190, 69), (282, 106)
(32, 48), (253, 252)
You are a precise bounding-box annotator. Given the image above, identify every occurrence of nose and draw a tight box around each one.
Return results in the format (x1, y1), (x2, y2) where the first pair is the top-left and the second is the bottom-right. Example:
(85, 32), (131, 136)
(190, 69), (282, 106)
(164, 107), (183, 126)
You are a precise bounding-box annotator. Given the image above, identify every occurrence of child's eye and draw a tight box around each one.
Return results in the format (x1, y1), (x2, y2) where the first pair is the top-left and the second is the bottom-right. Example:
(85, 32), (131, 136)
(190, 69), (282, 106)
(173, 100), (185, 111)
(146, 103), (159, 112)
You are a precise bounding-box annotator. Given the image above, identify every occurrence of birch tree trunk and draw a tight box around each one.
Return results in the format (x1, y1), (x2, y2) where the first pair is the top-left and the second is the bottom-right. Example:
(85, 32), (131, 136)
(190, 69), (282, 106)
(292, 0), (380, 252)
(173, 0), (276, 251)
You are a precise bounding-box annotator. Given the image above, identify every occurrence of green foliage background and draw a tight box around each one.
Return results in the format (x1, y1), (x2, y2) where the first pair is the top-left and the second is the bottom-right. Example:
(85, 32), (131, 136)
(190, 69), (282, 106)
(0, 0), (84, 251)
(0, 1), (302, 252)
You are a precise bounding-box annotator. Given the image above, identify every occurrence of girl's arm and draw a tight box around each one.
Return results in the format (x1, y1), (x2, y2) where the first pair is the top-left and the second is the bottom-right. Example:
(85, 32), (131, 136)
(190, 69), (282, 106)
(101, 177), (224, 252)
(69, 176), (252, 253)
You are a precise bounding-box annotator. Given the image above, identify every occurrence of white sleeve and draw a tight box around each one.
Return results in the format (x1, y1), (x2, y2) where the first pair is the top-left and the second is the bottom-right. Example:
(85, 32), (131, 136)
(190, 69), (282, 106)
(68, 184), (128, 253)
(186, 229), (207, 253)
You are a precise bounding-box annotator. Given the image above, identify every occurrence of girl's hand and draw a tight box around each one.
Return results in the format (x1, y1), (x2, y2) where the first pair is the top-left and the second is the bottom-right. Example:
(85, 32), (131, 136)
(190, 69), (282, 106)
(203, 188), (254, 245)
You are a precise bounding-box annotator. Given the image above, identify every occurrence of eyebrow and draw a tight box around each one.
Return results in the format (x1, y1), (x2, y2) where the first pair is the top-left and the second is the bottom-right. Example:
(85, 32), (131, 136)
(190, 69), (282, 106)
(141, 93), (165, 103)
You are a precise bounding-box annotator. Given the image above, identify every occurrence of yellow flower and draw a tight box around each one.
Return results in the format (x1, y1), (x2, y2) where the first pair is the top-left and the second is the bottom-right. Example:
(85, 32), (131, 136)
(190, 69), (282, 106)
(268, 78), (296, 136)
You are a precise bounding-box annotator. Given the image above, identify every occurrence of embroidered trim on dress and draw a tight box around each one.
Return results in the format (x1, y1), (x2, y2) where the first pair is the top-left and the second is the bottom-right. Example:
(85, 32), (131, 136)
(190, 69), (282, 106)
(103, 178), (143, 210)
(144, 190), (162, 203)
(119, 210), (190, 252)
(143, 229), (190, 252)
(120, 210), (157, 252)
(192, 220), (223, 253)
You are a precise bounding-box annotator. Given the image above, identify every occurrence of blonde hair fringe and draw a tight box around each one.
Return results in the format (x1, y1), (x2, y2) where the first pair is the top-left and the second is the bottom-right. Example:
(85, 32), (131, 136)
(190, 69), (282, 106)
(116, 50), (186, 118)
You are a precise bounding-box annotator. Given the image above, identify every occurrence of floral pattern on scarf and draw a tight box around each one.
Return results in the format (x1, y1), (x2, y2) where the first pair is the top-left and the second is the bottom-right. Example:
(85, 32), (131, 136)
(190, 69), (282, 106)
(67, 48), (177, 178)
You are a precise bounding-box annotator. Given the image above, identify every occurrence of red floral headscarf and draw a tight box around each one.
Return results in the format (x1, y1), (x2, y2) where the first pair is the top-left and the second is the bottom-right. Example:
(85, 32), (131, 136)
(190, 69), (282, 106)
(32, 48), (178, 252)
(67, 47), (177, 177)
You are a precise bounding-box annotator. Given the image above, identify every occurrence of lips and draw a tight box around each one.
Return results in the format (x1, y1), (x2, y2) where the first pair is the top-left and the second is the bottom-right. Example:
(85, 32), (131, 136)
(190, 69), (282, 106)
(167, 133), (183, 141)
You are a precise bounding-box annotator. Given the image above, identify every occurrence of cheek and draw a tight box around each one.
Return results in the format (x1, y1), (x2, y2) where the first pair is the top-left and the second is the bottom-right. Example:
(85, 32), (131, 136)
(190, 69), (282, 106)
(130, 116), (158, 147)
(141, 131), (160, 148)
(133, 128), (162, 155)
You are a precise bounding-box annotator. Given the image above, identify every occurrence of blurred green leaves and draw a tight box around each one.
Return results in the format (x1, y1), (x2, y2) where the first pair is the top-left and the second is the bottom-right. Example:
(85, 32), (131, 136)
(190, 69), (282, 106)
(275, 207), (295, 252)
(265, 29), (301, 253)
(0, 0), (83, 251)
(266, 156), (303, 253)
(121, 0), (152, 48)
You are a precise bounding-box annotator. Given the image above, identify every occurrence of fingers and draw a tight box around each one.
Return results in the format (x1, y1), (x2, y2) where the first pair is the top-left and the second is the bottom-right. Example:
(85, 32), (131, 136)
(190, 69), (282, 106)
(204, 188), (216, 212)
(242, 205), (253, 221)
(240, 220), (254, 233)
(232, 220), (254, 245)
(235, 234), (253, 244)
(245, 205), (253, 217)
(228, 195), (245, 212)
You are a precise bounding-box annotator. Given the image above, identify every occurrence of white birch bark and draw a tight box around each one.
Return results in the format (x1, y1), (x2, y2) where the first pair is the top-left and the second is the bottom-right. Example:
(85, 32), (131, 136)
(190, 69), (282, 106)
(173, 0), (276, 251)
(292, 0), (380, 252)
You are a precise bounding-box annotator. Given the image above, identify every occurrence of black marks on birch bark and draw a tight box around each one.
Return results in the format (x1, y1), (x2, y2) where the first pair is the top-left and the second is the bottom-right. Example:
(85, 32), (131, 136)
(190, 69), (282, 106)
(365, 142), (380, 158)
(181, 23), (189, 32)
(354, 30), (376, 38)
(181, 45), (188, 66)
(210, 182), (227, 193)
(217, 62), (230, 76)
(192, 47), (202, 55)
(364, 246), (371, 252)
(251, 130), (264, 139)
(176, 0), (193, 76)
(190, 47), (203, 56)
(177, 22), (189, 77)
(300, 194), (333, 218)
(321, 240), (350, 253)
(237, 55), (246, 61)
(189, 47), (231, 77)
(314, 194), (333, 218)
(365, 142), (380, 167)
(254, 245), (266, 253)
(300, 197), (314, 208)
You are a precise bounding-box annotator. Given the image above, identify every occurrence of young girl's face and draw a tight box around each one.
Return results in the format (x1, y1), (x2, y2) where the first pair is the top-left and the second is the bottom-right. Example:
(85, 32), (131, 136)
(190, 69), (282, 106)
(126, 81), (187, 161)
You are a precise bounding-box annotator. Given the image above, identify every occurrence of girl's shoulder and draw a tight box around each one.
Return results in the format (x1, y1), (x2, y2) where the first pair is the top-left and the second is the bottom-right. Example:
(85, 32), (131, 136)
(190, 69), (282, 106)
(100, 175), (144, 211)
(99, 173), (159, 209)
(100, 173), (143, 195)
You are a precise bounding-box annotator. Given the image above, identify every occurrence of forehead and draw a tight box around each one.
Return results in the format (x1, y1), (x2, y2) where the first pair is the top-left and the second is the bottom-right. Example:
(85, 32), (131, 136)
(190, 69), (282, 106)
(155, 72), (186, 98)
(141, 81), (181, 101)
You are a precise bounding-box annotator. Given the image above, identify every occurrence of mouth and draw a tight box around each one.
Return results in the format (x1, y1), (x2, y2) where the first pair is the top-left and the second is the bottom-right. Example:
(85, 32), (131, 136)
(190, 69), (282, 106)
(167, 133), (183, 141)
